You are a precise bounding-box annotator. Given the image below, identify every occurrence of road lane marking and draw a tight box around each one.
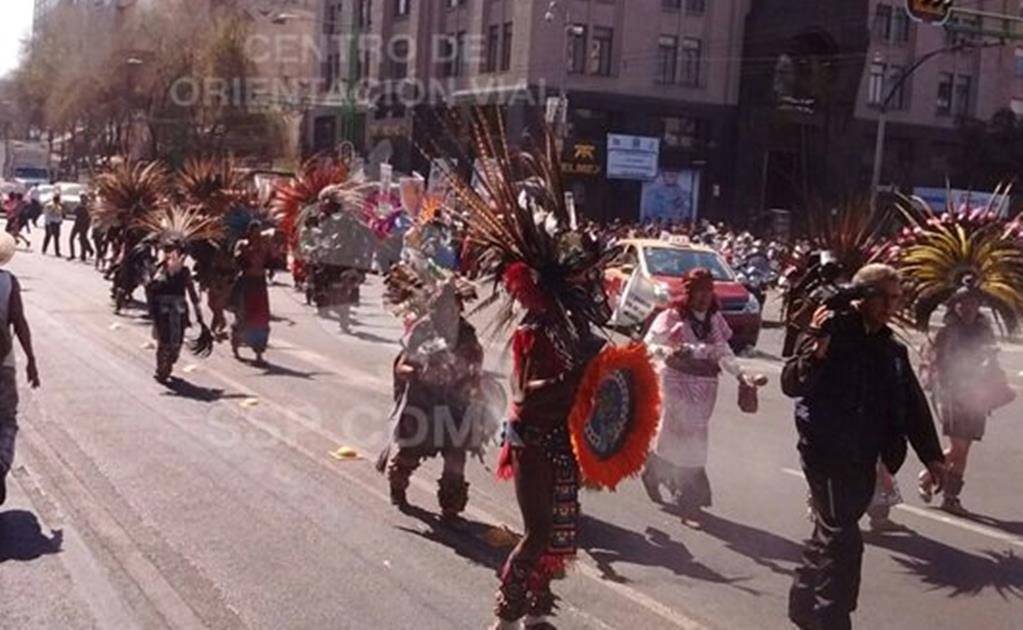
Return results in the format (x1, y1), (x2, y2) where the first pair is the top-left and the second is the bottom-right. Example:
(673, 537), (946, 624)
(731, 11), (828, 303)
(781, 468), (1023, 549)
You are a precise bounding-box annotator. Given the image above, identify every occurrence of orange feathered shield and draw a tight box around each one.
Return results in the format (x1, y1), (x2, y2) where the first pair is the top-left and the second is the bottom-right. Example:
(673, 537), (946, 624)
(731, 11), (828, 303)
(568, 343), (661, 491)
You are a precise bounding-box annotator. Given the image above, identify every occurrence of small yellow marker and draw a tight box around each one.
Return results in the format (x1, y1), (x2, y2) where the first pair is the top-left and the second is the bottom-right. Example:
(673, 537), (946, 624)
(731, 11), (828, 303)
(240, 397), (260, 408)
(141, 341), (155, 350)
(182, 364), (198, 374)
(109, 323), (122, 331)
(329, 446), (361, 460)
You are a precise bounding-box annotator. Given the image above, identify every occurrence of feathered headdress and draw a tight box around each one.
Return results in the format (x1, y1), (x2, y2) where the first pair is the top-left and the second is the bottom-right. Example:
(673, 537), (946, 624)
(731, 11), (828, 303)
(137, 204), (226, 251)
(892, 190), (1023, 333)
(418, 108), (610, 355)
(177, 157), (245, 216)
(91, 161), (169, 231)
(270, 156), (359, 246)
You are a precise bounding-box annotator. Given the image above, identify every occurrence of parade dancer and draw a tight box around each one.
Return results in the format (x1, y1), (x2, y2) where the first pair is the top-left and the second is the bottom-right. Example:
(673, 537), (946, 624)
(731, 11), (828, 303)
(230, 222), (273, 365)
(378, 281), (485, 520)
(886, 201), (1023, 517)
(641, 268), (764, 522)
(917, 280), (1015, 514)
(140, 207), (219, 383)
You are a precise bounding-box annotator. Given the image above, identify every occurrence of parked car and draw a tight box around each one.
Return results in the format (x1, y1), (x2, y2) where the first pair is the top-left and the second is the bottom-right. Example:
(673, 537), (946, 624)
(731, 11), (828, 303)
(30, 184), (57, 207)
(604, 238), (762, 350)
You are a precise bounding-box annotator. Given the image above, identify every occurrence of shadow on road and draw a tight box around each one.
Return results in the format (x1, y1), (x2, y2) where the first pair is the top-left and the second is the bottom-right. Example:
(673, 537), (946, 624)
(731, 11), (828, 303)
(252, 360), (326, 380)
(677, 509), (804, 579)
(394, 504), (504, 573)
(866, 530), (1023, 599)
(0, 510), (63, 563)
(959, 512), (1023, 538)
(577, 514), (757, 592)
(161, 377), (247, 403)
(349, 329), (398, 346)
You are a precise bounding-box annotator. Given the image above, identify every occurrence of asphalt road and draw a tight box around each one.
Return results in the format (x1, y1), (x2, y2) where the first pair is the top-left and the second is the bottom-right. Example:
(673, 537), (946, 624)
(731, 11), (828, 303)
(1, 245), (1021, 630)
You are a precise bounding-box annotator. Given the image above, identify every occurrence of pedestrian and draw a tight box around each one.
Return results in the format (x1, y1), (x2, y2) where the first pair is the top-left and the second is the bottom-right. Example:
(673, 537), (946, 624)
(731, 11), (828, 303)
(4, 193), (29, 249)
(641, 268), (766, 523)
(26, 195), (42, 228)
(917, 278), (1015, 514)
(0, 232), (41, 506)
(782, 264), (946, 630)
(230, 221), (273, 365)
(68, 194), (95, 261)
(41, 193), (64, 256)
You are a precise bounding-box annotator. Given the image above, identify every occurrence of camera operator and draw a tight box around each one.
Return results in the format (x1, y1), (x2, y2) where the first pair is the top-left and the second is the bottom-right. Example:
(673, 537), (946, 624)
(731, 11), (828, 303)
(782, 263), (946, 630)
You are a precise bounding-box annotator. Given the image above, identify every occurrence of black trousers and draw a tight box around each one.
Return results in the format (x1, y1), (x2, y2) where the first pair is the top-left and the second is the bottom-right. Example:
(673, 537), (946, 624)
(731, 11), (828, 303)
(789, 464), (876, 630)
(42, 223), (62, 256)
(69, 227), (94, 260)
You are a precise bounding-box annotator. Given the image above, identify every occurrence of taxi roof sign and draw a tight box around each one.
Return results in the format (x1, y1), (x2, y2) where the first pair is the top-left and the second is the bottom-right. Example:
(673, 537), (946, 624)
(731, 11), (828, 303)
(907, 0), (953, 24)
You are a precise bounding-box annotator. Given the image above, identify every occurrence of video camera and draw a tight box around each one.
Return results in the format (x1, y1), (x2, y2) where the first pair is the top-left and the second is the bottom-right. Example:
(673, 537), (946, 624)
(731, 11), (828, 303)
(822, 284), (877, 312)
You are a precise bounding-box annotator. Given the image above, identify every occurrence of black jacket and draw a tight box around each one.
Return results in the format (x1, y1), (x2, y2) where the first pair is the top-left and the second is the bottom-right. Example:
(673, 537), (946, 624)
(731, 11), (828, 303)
(781, 310), (943, 476)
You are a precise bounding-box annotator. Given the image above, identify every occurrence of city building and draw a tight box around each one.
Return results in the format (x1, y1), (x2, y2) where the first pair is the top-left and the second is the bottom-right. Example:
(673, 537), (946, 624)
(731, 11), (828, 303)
(735, 0), (1023, 220)
(308, 0), (749, 222)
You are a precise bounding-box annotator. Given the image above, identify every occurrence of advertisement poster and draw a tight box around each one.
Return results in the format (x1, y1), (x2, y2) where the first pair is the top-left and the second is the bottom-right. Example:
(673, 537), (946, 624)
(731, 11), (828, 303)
(640, 170), (701, 223)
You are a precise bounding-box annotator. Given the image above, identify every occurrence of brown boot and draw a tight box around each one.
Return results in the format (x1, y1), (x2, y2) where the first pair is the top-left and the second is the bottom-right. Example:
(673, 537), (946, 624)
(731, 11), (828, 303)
(386, 455), (418, 509)
(494, 560), (529, 623)
(437, 474), (469, 519)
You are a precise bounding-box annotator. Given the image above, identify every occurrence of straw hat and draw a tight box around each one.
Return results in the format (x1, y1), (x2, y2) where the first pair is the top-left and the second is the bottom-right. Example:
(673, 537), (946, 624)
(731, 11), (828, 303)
(0, 232), (16, 266)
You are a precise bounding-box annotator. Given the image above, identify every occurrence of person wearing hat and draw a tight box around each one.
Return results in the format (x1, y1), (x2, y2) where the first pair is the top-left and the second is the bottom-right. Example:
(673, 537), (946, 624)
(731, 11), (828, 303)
(0, 232), (41, 505)
(917, 278), (1008, 515)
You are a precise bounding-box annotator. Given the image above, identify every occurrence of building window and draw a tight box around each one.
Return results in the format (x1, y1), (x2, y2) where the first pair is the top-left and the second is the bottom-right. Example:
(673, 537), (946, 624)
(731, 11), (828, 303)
(874, 4), (892, 41)
(485, 24), (499, 73)
(886, 65), (906, 109)
(1015, 48), (1023, 78)
(662, 0), (681, 9)
(937, 72), (953, 114)
(868, 62), (885, 105)
(892, 8), (910, 43)
(662, 116), (706, 149)
(501, 22), (513, 72)
(656, 35), (678, 84)
(440, 36), (456, 77)
(567, 25), (587, 74)
(455, 31), (467, 77)
(686, 0), (706, 14)
(324, 2), (340, 35)
(447, 0), (466, 8)
(592, 26), (613, 76)
(680, 37), (702, 87)
(391, 38), (410, 79)
(954, 74), (973, 116)
(357, 0), (372, 29)
(1012, 98), (1023, 116)
(394, 0), (410, 18)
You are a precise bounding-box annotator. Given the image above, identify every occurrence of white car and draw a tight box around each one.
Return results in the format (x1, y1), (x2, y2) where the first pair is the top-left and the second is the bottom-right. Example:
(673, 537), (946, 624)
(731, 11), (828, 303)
(30, 184), (56, 206)
(54, 182), (86, 213)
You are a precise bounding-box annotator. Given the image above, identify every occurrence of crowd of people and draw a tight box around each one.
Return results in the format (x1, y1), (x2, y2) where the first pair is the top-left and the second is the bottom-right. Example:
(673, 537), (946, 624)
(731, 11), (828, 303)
(0, 125), (1020, 630)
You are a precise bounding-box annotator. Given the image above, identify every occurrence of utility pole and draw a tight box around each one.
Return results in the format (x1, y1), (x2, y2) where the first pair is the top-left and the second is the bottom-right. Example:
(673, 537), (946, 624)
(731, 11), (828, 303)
(544, 1), (571, 143)
(869, 42), (967, 212)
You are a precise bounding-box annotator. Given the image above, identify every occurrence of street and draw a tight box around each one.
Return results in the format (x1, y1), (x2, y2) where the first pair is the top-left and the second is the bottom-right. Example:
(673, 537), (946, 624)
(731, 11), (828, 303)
(1, 247), (1021, 630)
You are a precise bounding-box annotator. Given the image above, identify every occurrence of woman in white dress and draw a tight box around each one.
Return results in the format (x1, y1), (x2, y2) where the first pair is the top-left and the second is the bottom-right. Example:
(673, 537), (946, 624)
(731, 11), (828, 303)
(642, 268), (757, 519)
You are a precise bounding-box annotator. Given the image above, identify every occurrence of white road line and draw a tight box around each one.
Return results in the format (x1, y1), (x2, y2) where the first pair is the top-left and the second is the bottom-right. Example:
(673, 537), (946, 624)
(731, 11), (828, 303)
(780, 468), (1023, 549)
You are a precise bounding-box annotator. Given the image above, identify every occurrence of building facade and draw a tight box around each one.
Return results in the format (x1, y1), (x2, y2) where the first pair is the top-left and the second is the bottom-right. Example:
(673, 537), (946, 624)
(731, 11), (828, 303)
(307, 0), (749, 222)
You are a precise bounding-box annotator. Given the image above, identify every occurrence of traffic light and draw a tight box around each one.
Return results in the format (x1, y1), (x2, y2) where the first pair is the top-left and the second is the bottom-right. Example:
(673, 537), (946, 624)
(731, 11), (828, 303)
(906, 0), (954, 24)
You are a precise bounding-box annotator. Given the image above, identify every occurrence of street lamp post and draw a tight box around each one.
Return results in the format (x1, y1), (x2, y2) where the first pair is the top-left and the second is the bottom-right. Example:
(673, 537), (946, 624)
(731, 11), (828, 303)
(544, 1), (572, 141)
(869, 42), (969, 212)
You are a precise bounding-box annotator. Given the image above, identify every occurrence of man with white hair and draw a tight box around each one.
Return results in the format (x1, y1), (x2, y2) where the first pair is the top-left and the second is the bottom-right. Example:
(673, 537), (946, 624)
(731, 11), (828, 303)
(0, 233), (41, 505)
(782, 263), (946, 630)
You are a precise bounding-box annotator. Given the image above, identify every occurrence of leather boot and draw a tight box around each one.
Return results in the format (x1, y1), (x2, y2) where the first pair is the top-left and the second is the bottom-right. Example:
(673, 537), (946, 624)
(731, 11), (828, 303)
(387, 455), (417, 508)
(437, 474), (469, 518)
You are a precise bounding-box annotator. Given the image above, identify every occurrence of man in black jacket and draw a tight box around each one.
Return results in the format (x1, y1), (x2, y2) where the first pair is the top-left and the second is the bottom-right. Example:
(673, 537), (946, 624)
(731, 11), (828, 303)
(782, 263), (946, 630)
